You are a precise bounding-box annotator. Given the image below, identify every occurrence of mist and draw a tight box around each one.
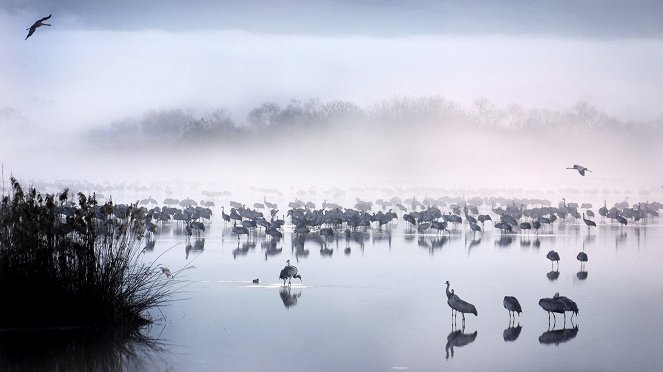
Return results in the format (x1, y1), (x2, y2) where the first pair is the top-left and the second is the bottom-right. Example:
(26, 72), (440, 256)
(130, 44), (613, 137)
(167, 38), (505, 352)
(1, 4), (662, 197)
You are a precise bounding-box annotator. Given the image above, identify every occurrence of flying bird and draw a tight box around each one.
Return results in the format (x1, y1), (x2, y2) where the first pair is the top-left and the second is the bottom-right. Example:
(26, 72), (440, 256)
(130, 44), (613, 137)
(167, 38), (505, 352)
(567, 164), (591, 176)
(26, 14), (52, 40)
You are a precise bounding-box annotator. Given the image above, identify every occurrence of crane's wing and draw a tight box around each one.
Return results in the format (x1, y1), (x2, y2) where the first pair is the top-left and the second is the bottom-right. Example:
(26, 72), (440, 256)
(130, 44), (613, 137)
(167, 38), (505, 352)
(40, 14), (52, 22)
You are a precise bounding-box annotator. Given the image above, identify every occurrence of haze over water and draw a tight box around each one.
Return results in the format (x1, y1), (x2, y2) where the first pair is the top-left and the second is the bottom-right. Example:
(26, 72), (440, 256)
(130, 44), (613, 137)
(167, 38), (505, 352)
(2, 1), (663, 370)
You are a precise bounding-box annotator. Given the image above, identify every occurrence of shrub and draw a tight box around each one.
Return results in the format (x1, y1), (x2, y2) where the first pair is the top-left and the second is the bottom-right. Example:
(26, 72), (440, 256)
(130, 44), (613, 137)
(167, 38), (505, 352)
(0, 178), (174, 328)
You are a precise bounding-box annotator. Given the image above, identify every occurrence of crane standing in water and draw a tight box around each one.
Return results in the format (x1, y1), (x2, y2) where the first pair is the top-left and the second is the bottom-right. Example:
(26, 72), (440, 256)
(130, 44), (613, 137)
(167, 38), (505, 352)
(447, 289), (478, 326)
(582, 213), (596, 231)
(503, 296), (522, 321)
(546, 250), (560, 269)
(279, 259), (302, 285)
(539, 295), (566, 325)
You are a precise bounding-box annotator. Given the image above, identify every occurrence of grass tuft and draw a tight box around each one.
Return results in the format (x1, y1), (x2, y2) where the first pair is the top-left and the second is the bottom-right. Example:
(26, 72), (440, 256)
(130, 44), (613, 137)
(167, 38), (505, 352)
(0, 178), (175, 329)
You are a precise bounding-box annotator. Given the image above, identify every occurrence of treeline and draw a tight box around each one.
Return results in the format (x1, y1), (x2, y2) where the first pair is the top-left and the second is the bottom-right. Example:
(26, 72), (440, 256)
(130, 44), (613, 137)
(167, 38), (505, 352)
(84, 97), (663, 146)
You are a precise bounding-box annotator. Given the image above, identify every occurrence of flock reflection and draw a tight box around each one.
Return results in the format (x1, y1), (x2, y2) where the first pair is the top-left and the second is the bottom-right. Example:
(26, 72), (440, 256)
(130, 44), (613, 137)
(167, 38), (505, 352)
(538, 325), (580, 345)
(134, 216), (651, 362)
(442, 319), (579, 360)
(185, 238), (205, 259)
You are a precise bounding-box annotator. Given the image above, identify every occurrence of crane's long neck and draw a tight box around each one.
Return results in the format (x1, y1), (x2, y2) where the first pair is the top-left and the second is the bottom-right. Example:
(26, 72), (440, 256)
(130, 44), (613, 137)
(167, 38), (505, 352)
(446, 282), (451, 298)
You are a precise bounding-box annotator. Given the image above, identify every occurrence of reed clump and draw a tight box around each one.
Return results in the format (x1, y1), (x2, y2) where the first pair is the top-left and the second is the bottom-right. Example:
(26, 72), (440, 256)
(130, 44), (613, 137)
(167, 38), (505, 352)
(0, 177), (173, 328)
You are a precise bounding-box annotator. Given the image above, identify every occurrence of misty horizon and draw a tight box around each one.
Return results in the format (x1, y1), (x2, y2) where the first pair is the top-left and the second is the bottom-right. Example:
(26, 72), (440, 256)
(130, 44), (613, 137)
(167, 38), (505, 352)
(1, 1), (662, 195)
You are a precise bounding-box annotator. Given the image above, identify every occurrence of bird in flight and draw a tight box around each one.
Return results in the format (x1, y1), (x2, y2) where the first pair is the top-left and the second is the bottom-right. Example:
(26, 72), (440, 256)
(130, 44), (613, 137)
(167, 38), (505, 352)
(567, 164), (591, 176)
(26, 14), (52, 40)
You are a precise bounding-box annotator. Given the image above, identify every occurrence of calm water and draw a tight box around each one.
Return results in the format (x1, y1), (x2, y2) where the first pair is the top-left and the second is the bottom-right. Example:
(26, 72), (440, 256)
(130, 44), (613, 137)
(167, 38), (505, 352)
(4, 215), (663, 371)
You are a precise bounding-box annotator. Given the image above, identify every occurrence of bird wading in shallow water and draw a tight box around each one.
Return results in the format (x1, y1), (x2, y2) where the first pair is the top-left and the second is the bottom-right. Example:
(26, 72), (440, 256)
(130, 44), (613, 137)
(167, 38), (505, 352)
(279, 259), (301, 285)
(539, 295), (565, 325)
(447, 289), (478, 326)
(503, 296), (522, 321)
(546, 250), (560, 269)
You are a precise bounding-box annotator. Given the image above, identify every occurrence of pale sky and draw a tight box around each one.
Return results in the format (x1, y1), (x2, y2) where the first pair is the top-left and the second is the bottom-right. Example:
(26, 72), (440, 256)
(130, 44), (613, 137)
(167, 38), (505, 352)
(1, 1), (662, 188)
(2, 1), (663, 127)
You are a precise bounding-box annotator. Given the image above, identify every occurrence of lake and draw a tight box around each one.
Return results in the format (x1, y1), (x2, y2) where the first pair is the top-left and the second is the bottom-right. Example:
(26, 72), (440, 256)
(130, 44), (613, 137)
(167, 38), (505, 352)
(3, 209), (663, 371)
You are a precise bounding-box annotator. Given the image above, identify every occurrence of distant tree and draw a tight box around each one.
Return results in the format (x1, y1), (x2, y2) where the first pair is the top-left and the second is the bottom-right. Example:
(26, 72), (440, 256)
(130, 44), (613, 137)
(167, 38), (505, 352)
(183, 109), (236, 140)
(247, 102), (281, 128)
(141, 109), (194, 141)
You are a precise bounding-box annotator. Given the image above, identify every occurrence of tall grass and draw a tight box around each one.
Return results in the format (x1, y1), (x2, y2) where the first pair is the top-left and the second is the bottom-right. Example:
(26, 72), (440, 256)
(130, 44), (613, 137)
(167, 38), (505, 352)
(0, 177), (174, 328)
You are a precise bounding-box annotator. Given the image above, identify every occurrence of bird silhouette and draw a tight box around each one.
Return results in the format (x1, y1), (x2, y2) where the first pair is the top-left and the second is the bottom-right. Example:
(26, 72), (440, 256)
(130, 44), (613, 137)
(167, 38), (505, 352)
(554, 292), (579, 322)
(577, 245), (588, 270)
(445, 281), (452, 299)
(447, 289), (478, 326)
(546, 250), (560, 269)
(159, 266), (173, 279)
(582, 213), (596, 230)
(538, 295), (565, 326)
(232, 222), (249, 240)
(503, 296), (522, 320)
(26, 14), (52, 40)
(279, 259), (302, 285)
(567, 164), (591, 176)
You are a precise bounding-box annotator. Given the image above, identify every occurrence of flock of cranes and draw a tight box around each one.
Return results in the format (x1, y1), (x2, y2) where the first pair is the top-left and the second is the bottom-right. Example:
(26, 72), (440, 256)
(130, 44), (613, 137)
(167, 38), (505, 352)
(444, 280), (578, 328)
(57, 163), (654, 336)
(143, 187), (656, 317)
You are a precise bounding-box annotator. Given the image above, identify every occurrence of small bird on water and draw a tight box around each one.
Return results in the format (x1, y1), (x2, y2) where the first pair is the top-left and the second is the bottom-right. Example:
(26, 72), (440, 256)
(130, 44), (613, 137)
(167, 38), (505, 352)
(26, 14), (52, 40)
(160, 266), (173, 279)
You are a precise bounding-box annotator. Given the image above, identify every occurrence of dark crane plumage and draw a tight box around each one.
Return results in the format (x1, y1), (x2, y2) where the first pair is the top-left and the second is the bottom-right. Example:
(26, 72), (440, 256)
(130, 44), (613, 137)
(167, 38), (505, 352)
(567, 164), (591, 176)
(279, 260), (302, 285)
(503, 296), (522, 319)
(538, 296), (565, 324)
(582, 213), (596, 229)
(546, 250), (560, 269)
(577, 252), (588, 271)
(554, 292), (579, 320)
(26, 14), (52, 40)
(447, 289), (478, 324)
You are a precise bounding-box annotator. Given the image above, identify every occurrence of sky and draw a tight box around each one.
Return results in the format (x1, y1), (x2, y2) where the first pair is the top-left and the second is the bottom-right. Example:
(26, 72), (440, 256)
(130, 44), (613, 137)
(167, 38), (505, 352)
(1, 0), (662, 190)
